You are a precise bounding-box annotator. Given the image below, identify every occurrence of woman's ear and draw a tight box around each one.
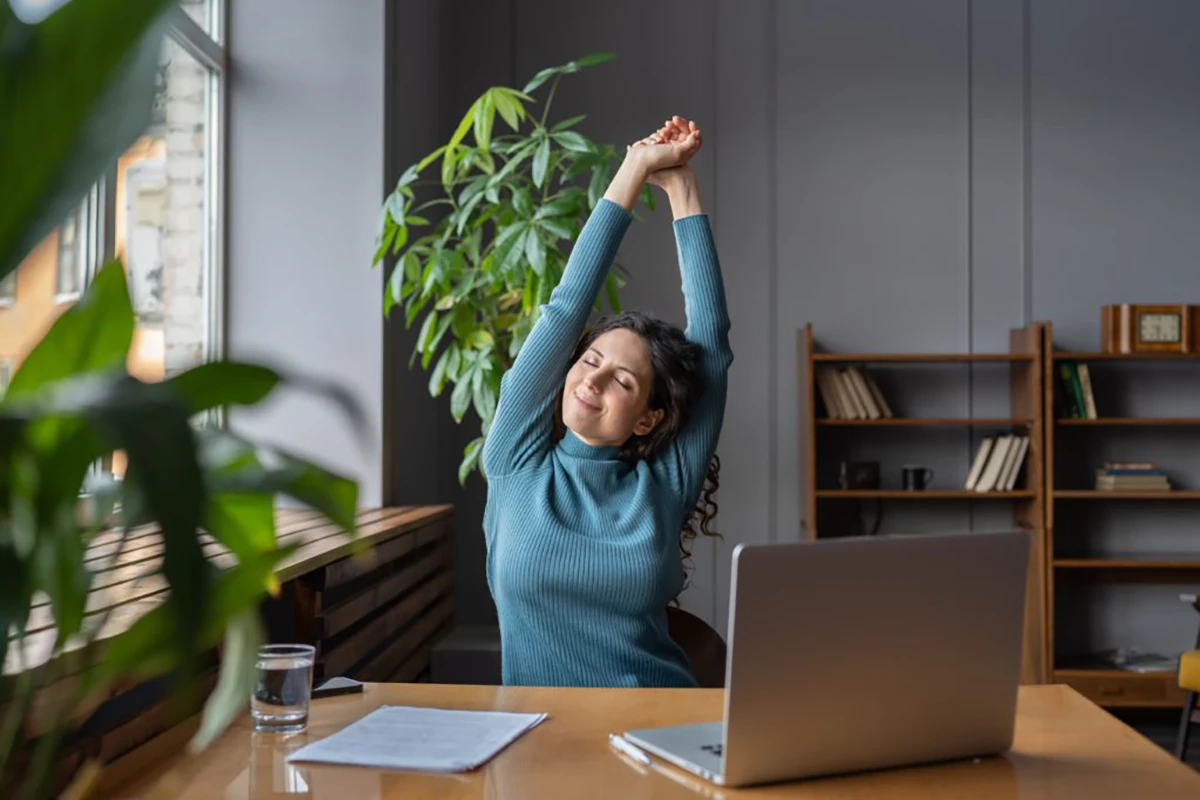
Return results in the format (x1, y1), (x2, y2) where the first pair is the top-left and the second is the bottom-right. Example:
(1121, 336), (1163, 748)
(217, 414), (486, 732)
(633, 408), (665, 437)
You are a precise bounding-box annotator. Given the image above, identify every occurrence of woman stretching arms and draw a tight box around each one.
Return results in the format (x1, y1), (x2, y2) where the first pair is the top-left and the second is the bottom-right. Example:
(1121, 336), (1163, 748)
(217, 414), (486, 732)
(481, 116), (733, 687)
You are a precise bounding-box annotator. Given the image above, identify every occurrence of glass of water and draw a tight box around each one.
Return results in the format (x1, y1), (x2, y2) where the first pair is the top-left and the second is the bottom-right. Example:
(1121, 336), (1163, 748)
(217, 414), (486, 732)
(252, 643), (315, 733)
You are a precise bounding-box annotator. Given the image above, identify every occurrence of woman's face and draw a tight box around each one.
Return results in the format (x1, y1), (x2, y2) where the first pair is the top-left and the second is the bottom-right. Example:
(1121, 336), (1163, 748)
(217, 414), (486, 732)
(561, 328), (663, 447)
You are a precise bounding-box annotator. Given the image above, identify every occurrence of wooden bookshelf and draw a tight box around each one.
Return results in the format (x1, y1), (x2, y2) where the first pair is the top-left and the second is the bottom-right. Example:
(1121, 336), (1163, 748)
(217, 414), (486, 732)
(1043, 322), (1200, 710)
(801, 323), (1047, 686)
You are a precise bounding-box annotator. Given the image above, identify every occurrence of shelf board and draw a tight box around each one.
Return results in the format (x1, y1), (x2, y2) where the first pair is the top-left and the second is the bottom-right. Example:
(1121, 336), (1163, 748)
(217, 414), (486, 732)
(1057, 417), (1200, 426)
(813, 352), (1033, 363)
(1054, 490), (1200, 500)
(1055, 554), (1200, 569)
(816, 490), (1035, 500)
(819, 417), (1033, 427)
(1053, 351), (1200, 361)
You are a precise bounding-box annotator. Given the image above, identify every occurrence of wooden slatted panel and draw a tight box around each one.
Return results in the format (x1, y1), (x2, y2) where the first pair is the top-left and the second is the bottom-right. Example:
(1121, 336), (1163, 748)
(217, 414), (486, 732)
(5, 507), (449, 680)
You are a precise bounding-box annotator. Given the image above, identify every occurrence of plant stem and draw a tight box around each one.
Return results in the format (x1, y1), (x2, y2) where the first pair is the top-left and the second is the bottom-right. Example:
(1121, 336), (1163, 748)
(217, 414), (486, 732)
(539, 76), (561, 128)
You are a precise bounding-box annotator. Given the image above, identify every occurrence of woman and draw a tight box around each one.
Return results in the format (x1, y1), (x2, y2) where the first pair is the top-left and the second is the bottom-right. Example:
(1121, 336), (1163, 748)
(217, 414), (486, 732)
(481, 116), (733, 687)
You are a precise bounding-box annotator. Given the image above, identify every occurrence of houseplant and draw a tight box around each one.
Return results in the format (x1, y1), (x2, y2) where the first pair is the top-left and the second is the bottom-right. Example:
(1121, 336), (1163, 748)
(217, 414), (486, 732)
(1, 1), (363, 796)
(376, 53), (656, 484)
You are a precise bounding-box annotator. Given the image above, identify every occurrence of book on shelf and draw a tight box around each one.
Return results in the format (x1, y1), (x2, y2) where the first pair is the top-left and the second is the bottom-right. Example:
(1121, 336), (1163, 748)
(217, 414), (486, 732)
(816, 366), (893, 420)
(1094, 462), (1171, 491)
(1057, 361), (1097, 419)
(966, 434), (1030, 492)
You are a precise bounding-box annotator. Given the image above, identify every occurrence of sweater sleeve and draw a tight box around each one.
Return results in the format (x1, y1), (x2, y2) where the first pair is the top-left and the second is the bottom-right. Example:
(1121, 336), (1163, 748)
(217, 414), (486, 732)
(651, 214), (734, 507)
(481, 199), (632, 477)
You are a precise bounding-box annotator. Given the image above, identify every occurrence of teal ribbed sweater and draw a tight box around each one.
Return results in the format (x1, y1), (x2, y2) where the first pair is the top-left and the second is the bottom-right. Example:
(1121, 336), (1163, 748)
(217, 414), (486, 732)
(481, 198), (732, 688)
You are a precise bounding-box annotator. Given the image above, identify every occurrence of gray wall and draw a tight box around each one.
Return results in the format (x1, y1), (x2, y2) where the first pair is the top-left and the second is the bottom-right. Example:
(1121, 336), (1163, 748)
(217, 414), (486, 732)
(228, 0), (385, 507)
(389, 0), (1200, 657)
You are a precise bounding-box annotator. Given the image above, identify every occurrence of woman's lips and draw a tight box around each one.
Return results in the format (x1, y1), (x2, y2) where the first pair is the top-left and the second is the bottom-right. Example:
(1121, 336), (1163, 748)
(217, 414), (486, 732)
(573, 393), (601, 412)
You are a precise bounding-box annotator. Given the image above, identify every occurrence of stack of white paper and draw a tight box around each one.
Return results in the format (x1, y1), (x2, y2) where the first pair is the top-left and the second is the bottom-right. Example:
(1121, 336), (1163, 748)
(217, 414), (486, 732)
(285, 705), (548, 772)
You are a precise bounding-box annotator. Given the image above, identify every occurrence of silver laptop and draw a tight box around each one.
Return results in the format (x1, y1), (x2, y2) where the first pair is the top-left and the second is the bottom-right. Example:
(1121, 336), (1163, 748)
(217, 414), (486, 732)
(624, 530), (1029, 788)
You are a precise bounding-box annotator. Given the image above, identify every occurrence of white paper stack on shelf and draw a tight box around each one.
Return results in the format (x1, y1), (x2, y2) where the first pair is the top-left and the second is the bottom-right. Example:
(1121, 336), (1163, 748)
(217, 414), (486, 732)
(965, 434), (1030, 492)
(286, 705), (548, 772)
(816, 366), (893, 419)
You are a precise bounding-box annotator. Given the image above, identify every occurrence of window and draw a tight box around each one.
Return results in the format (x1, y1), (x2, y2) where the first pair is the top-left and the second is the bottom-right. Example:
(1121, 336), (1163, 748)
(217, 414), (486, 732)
(0, 271), (15, 305)
(56, 202), (85, 298)
(0, 8), (226, 477)
(115, 33), (218, 388)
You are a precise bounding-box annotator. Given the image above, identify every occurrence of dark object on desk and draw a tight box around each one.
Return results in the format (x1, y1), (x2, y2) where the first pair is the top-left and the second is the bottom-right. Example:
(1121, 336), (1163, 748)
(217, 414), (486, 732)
(902, 465), (934, 491)
(312, 676), (364, 699)
(839, 460), (879, 490)
(666, 606), (727, 689)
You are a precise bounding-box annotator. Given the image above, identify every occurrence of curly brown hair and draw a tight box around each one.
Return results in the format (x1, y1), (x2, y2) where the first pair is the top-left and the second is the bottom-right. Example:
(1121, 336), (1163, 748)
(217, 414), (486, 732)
(551, 311), (722, 587)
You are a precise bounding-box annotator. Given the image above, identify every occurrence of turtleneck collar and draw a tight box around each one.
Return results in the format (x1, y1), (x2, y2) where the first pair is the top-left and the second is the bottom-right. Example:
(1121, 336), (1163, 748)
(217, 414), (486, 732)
(557, 428), (625, 461)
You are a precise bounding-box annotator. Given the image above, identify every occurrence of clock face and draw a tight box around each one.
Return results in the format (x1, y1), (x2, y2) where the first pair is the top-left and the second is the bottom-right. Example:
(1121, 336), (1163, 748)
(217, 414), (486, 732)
(1138, 312), (1182, 343)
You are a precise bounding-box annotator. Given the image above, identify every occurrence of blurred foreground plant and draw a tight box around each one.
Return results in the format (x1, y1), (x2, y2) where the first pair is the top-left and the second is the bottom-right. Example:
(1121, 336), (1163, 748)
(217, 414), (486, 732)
(0, 1), (365, 796)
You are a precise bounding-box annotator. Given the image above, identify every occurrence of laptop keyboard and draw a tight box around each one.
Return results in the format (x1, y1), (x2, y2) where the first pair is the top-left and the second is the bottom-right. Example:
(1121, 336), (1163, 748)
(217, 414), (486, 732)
(700, 743), (724, 757)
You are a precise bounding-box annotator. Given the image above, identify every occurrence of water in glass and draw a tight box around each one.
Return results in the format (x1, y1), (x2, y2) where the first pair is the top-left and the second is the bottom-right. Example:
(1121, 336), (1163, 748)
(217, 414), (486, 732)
(252, 644), (315, 733)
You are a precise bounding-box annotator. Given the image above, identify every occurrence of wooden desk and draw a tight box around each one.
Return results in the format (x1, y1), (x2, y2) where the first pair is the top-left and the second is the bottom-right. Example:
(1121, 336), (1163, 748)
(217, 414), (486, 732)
(101, 683), (1200, 799)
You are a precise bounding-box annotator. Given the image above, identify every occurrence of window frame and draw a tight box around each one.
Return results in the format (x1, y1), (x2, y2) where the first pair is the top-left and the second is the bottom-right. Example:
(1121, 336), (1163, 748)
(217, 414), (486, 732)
(95, 5), (228, 376)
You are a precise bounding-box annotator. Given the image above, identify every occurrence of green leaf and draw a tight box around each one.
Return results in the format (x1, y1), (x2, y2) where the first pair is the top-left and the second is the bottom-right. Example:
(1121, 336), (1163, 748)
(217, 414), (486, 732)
(415, 145), (446, 173)
(189, 610), (264, 753)
(492, 90), (523, 131)
(539, 216), (574, 240)
(469, 330), (495, 351)
(535, 196), (578, 220)
(525, 229), (547, 275)
(32, 518), (90, 645)
(391, 222), (409, 255)
(6, 261), (133, 399)
(522, 66), (559, 95)
(450, 369), (473, 422)
(0, 0), (178, 281)
(473, 91), (496, 150)
(442, 99), (478, 186)
(429, 348), (451, 396)
(406, 215), (431, 226)
(473, 368), (497, 425)
(206, 492), (275, 562)
(588, 164), (610, 209)
(417, 311), (439, 355)
(552, 131), (591, 152)
(552, 114), (587, 132)
(532, 137), (551, 189)
(573, 52), (617, 68)
(490, 222), (527, 267)
(0, 545), (28, 674)
(459, 437), (485, 485)
(512, 187), (534, 218)
(487, 144), (537, 194)
(166, 363), (281, 416)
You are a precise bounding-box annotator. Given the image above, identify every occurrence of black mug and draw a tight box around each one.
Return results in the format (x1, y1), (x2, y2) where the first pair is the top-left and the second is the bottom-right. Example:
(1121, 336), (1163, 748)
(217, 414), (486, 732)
(902, 465), (934, 491)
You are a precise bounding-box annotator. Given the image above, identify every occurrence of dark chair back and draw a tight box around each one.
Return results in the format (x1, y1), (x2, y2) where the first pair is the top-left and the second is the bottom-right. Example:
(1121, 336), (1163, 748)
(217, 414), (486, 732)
(666, 605), (727, 688)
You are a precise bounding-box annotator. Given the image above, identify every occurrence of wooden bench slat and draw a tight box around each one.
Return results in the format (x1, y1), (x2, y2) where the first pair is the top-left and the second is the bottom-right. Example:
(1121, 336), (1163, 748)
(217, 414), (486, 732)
(320, 571), (453, 678)
(319, 539), (449, 640)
